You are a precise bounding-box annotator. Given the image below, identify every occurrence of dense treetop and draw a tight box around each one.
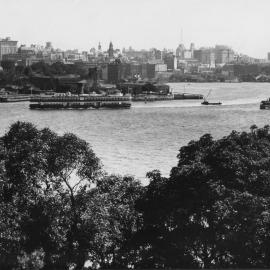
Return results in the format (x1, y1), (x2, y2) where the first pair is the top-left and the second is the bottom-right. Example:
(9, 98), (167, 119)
(1, 122), (270, 269)
(137, 125), (270, 268)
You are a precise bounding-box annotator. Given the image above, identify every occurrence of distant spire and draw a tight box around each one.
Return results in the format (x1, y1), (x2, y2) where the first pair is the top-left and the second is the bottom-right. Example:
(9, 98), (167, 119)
(180, 28), (183, 44)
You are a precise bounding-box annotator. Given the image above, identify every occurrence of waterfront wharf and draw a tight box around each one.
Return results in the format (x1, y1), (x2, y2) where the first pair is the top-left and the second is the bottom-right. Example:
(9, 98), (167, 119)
(0, 95), (31, 102)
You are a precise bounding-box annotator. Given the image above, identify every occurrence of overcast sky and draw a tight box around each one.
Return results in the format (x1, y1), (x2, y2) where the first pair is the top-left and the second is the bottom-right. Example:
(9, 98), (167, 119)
(0, 0), (269, 58)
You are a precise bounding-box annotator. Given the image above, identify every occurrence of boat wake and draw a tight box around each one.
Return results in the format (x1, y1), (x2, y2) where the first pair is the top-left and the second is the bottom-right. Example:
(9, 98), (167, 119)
(133, 98), (260, 109)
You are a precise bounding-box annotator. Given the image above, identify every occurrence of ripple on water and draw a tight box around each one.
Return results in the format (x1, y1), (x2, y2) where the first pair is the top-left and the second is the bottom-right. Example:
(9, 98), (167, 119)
(1, 83), (270, 184)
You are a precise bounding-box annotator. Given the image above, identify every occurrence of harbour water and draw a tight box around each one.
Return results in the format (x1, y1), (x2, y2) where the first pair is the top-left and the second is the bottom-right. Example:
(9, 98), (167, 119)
(1, 82), (270, 183)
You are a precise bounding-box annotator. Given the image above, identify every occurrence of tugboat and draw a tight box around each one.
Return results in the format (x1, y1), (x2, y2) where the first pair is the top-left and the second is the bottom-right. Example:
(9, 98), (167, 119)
(201, 90), (222, 106)
(260, 98), (270, 109)
(201, 100), (222, 105)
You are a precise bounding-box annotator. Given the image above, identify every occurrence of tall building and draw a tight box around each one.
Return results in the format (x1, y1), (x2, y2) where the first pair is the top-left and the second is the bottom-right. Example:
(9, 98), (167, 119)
(268, 52), (270, 61)
(163, 52), (177, 70)
(108, 42), (114, 58)
(107, 62), (122, 83)
(107, 62), (131, 83)
(215, 45), (234, 65)
(194, 48), (215, 67)
(0, 37), (18, 60)
(190, 43), (195, 58)
(153, 49), (162, 60)
(45, 42), (53, 51)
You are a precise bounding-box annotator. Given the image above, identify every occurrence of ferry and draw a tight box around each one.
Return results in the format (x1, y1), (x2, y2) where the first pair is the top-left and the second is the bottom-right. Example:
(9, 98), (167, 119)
(29, 92), (132, 109)
(260, 98), (270, 110)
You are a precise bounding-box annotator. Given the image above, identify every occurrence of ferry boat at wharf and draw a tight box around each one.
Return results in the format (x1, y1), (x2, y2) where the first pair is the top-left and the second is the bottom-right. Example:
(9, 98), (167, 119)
(0, 94), (31, 103)
(30, 93), (132, 109)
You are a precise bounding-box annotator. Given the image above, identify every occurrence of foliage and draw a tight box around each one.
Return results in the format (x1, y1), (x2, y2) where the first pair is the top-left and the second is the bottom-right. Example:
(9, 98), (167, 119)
(137, 126), (270, 268)
(2, 122), (270, 269)
(0, 121), (102, 269)
(30, 61), (89, 78)
(0, 121), (143, 270)
(86, 174), (143, 268)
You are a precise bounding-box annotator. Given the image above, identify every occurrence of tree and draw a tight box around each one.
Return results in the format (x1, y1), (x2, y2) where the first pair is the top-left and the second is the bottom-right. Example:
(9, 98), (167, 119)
(85, 174), (143, 269)
(0, 121), (102, 270)
(142, 82), (157, 93)
(0, 121), (143, 270)
(0, 60), (15, 71)
(137, 127), (270, 268)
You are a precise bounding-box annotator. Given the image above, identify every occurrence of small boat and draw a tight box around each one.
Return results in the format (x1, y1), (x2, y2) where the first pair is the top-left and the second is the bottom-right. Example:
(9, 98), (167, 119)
(201, 101), (222, 105)
(201, 90), (222, 106)
(260, 98), (270, 109)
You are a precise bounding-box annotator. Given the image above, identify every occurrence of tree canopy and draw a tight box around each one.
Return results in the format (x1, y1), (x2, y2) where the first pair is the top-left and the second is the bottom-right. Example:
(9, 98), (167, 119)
(0, 122), (142, 270)
(2, 122), (270, 269)
(137, 126), (270, 268)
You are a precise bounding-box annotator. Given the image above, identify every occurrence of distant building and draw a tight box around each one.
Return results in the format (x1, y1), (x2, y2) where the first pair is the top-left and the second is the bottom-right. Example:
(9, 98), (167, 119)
(108, 42), (114, 58)
(45, 42), (53, 51)
(176, 43), (195, 60)
(142, 63), (167, 79)
(215, 45), (234, 65)
(124, 49), (149, 62)
(130, 63), (142, 78)
(18, 45), (36, 55)
(176, 44), (185, 58)
(268, 52), (270, 61)
(153, 49), (162, 60)
(163, 53), (177, 70)
(190, 43), (195, 58)
(101, 64), (108, 81)
(194, 48), (215, 67)
(0, 37), (18, 60)
(107, 62), (123, 83)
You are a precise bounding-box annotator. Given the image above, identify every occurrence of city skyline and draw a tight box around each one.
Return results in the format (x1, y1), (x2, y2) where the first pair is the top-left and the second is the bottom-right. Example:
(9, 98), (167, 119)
(0, 0), (270, 58)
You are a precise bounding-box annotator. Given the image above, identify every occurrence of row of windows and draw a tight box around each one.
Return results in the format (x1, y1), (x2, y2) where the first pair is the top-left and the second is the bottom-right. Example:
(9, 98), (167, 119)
(0, 46), (17, 55)
(31, 97), (131, 102)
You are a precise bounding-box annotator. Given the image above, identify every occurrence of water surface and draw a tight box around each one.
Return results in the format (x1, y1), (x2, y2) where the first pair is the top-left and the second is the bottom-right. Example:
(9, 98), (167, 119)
(1, 82), (270, 183)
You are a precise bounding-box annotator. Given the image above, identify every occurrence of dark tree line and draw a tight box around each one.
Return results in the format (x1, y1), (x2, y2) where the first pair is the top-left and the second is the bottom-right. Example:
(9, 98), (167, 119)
(0, 122), (142, 270)
(0, 61), (90, 88)
(1, 122), (270, 269)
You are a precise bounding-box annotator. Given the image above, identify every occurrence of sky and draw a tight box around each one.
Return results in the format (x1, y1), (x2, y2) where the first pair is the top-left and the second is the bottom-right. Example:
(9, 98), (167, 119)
(0, 0), (269, 58)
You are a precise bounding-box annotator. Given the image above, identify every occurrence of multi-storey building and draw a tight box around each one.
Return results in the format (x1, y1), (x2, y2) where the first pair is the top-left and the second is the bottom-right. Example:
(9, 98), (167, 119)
(193, 48), (215, 67)
(163, 53), (177, 70)
(152, 49), (162, 60)
(107, 62), (123, 83)
(142, 63), (167, 79)
(0, 37), (18, 60)
(215, 45), (234, 65)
